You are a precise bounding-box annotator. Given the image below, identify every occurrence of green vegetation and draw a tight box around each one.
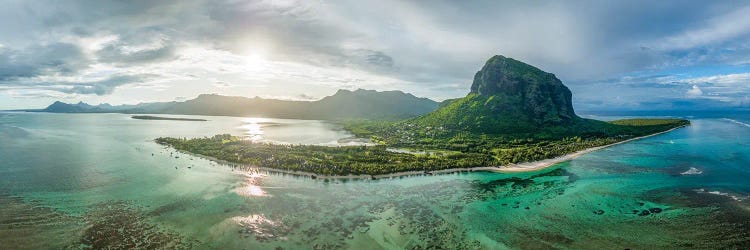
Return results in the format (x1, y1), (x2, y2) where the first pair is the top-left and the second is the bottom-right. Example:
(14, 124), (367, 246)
(156, 135), (493, 176)
(343, 117), (688, 164)
(402, 94), (537, 134)
(610, 118), (686, 126)
(157, 118), (688, 176)
(131, 116), (207, 121)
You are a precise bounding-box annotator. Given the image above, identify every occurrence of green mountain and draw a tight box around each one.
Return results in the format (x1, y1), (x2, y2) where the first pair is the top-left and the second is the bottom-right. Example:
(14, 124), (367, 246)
(39, 89), (438, 120)
(408, 55), (599, 135)
(470, 55), (577, 124)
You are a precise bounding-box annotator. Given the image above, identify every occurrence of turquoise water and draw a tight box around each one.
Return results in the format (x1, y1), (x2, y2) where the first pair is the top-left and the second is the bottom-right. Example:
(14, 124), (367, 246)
(1, 112), (749, 249)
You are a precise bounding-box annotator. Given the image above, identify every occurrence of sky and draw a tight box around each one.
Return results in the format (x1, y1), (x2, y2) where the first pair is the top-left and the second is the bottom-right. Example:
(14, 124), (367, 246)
(1, 0), (750, 111)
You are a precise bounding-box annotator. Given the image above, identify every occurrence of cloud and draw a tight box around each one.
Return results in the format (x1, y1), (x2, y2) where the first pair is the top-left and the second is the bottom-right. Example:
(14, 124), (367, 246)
(572, 70), (750, 111)
(359, 50), (394, 69)
(96, 29), (177, 64)
(2, 0), (750, 110)
(651, 5), (750, 51)
(686, 85), (703, 97)
(296, 93), (317, 100)
(677, 73), (750, 86)
(258, 94), (319, 101)
(212, 81), (233, 88)
(56, 75), (147, 95)
(0, 43), (89, 81)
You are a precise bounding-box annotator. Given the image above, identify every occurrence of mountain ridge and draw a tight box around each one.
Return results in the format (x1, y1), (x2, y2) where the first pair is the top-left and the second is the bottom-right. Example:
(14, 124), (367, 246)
(37, 89), (439, 120)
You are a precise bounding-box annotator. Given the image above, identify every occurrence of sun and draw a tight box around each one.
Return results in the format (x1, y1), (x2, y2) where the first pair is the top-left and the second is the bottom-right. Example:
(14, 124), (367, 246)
(242, 51), (267, 72)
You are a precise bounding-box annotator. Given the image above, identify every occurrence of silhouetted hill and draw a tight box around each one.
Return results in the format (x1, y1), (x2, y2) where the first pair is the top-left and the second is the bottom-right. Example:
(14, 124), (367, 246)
(39, 89), (439, 120)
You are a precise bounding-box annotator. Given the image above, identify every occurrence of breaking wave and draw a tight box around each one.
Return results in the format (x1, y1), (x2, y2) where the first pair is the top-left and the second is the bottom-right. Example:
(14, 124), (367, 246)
(722, 118), (750, 128)
(694, 188), (748, 201)
(680, 167), (703, 175)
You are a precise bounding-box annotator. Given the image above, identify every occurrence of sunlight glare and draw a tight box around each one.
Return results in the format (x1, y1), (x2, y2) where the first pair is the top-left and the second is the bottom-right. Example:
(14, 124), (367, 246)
(240, 117), (270, 142)
(242, 50), (268, 72)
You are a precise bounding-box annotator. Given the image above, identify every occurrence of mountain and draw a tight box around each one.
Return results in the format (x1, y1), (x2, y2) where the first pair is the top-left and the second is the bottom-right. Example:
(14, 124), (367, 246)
(39, 89), (439, 120)
(409, 55), (598, 135)
(43, 101), (96, 113)
(470, 55), (577, 124)
(314, 89), (438, 119)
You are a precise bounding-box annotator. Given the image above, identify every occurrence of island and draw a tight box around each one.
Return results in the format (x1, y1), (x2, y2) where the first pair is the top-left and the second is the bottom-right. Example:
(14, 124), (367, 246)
(132, 115), (207, 121)
(156, 55), (689, 178)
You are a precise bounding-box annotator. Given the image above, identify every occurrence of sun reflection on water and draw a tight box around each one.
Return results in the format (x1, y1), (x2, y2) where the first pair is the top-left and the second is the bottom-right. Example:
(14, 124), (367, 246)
(235, 171), (269, 197)
(231, 214), (290, 241)
(239, 118), (270, 142)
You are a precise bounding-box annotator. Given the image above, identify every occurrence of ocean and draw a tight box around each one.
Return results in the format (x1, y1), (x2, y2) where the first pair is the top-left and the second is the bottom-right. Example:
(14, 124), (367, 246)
(1, 112), (749, 249)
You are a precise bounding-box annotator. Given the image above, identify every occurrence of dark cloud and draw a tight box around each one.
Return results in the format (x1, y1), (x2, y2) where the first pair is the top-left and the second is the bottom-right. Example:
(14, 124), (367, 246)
(0, 43), (89, 81)
(363, 51), (394, 68)
(345, 50), (396, 73)
(97, 43), (176, 64)
(297, 94), (317, 100)
(96, 35), (177, 65)
(56, 75), (148, 95)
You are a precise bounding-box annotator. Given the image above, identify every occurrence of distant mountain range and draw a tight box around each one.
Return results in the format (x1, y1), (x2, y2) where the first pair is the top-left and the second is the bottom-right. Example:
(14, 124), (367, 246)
(35, 89), (439, 120)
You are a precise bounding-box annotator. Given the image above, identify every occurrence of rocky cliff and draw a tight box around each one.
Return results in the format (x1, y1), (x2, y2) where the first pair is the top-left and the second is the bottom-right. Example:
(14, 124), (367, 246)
(470, 55), (577, 125)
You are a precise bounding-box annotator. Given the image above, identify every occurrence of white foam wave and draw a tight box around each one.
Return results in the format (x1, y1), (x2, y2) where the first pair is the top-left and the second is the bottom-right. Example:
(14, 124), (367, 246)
(694, 188), (748, 201)
(680, 167), (702, 175)
(722, 118), (750, 128)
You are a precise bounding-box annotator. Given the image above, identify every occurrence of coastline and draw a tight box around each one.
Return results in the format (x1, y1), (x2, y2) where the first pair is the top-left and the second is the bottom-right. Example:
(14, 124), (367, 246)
(495, 125), (686, 173)
(132, 115), (208, 121)
(165, 125), (687, 180)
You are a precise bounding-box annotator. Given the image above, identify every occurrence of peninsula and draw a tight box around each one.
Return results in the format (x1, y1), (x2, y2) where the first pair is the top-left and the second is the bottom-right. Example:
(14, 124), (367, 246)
(132, 115), (207, 121)
(156, 55), (689, 177)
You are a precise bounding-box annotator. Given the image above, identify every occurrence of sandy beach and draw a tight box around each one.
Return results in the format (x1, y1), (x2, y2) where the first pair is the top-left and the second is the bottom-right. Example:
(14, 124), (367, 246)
(495, 125), (686, 173)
